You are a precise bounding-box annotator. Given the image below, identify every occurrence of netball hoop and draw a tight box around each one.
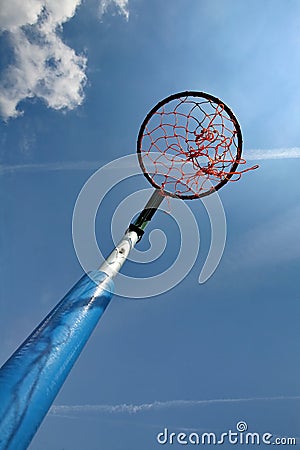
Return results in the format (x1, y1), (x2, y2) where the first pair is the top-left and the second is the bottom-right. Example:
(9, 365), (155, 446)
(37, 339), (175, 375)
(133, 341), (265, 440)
(129, 91), (258, 240)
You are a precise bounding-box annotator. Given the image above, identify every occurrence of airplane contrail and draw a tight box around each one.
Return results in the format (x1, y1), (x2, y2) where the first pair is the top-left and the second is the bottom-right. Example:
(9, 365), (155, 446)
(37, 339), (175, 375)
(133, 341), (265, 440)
(49, 396), (300, 417)
(244, 147), (300, 160)
(0, 161), (102, 175)
(1, 147), (300, 175)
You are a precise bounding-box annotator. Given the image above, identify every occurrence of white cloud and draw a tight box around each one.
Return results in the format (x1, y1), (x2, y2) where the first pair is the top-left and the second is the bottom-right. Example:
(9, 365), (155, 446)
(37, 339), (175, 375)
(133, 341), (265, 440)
(0, 0), (43, 31)
(0, 0), (83, 34)
(99, 0), (129, 20)
(0, 0), (130, 120)
(0, 0), (86, 120)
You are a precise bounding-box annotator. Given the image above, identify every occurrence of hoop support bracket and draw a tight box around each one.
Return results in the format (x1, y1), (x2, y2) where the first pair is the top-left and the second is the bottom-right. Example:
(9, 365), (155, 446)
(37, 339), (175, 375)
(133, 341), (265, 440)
(129, 189), (164, 241)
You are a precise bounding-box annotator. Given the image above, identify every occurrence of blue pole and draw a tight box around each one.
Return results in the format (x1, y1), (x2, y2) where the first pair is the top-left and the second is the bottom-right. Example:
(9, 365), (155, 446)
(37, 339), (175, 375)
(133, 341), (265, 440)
(0, 270), (114, 450)
(0, 213), (144, 449)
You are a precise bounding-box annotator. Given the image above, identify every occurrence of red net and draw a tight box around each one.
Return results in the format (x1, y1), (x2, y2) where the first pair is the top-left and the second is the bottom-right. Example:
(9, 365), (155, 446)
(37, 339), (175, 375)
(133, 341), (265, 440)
(137, 92), (258, 199)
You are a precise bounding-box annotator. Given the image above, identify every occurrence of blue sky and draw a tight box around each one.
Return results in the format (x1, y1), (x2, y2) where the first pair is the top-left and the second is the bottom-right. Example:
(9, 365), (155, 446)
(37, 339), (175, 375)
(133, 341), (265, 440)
(0, 0), (300, 448)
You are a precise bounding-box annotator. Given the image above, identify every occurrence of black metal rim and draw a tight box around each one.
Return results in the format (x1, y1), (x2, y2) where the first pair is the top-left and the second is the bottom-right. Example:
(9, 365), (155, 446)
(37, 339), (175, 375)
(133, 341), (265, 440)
(137, 91), (243, 200)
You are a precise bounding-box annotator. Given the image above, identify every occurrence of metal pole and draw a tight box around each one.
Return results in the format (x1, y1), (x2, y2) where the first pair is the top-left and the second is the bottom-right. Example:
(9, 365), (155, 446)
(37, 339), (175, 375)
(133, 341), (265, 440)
(0, 271), (114, 450)
(0, 192), (164, 450)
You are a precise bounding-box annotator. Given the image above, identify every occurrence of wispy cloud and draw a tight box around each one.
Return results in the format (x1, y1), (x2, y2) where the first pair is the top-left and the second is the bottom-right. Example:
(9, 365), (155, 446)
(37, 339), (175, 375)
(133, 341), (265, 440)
(99, 0), (129, 20)
(244, 147), (300, 160)
(0, 161), (103, 175)
(49, 395), (300, 417)
(1, 147), (299, 176)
